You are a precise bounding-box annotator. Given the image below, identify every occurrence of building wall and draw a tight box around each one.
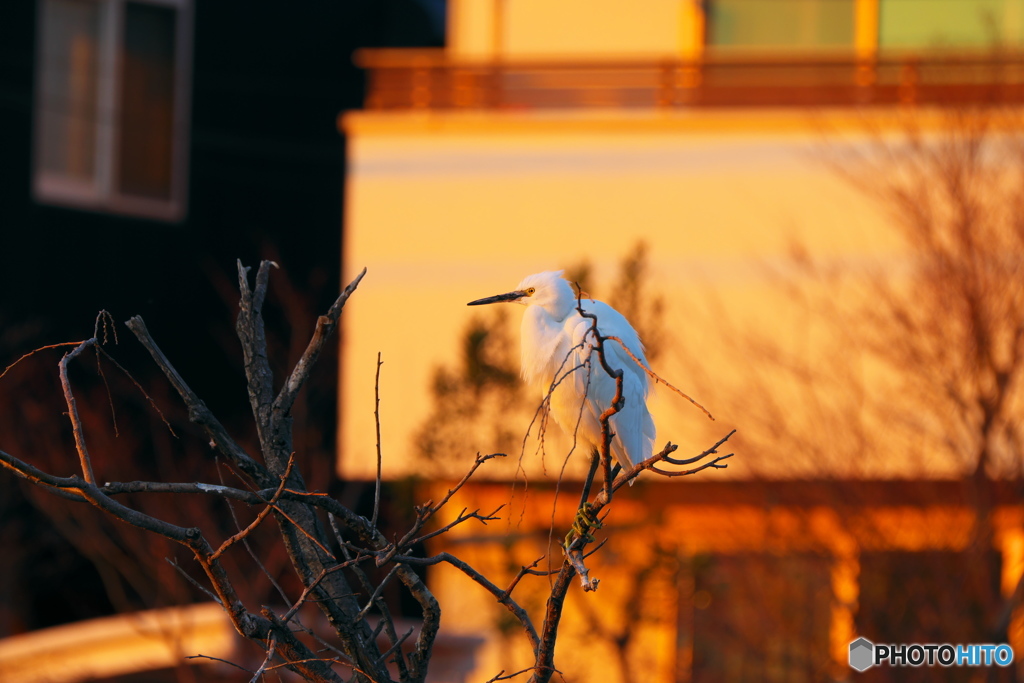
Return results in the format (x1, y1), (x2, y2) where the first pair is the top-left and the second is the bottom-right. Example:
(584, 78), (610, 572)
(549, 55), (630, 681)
(446, 0), (1024, 60)
(339, 3), (1024, 681)
(338, 107), (904, 481)
(422, 480), (1024, 682)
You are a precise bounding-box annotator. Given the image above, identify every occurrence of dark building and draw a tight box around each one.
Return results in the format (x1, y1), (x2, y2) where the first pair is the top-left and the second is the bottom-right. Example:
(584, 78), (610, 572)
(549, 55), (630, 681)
(0, 0), (441, 640)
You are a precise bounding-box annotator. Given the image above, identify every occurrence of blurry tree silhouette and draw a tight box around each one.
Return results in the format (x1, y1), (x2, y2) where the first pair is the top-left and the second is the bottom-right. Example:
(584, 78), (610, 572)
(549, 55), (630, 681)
(834, 107), (1024, 682)
(607, 243), (666, 363)
(414, 306), (528, 465)
(683, 104), (1024, 682)
(574, 540), (681, 683)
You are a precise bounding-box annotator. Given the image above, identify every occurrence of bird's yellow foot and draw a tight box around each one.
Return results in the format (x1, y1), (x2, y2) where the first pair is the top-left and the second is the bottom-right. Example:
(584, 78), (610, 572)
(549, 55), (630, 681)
(565, 503), (603, 549)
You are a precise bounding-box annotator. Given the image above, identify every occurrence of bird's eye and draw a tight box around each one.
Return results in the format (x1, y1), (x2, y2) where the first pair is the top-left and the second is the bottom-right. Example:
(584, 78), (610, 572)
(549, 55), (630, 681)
(525, 287), (536, 296)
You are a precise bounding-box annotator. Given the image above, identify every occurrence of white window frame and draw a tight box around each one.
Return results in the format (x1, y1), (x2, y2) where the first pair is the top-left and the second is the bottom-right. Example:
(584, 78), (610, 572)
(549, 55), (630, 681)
(33, 0), (193, 222)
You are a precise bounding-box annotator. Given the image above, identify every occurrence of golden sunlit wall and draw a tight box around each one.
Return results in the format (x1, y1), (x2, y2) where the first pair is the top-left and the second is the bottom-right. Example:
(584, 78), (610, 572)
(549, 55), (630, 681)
(448, 0), (685, 59)
(337, 111), (903, 481)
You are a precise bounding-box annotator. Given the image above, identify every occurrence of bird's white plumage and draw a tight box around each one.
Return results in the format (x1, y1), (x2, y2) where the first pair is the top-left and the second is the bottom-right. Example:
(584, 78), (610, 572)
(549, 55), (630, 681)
(470, 270), (655, 472)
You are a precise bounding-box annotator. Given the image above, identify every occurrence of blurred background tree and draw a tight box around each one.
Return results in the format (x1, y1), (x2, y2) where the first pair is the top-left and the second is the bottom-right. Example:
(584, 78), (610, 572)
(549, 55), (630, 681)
(680, 103), (1024, 682)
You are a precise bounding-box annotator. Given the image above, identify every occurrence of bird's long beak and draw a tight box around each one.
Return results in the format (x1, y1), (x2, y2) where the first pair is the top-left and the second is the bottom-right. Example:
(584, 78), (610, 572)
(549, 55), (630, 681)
(467, 290), (525, 306)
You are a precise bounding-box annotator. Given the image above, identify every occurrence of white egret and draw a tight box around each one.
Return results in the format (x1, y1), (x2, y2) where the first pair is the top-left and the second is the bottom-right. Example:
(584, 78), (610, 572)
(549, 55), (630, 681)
(467, 270), (655, 485)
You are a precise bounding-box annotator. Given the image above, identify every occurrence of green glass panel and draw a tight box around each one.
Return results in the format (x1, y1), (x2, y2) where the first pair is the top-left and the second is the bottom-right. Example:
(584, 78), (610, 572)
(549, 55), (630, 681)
(709, 0), (856, 50)
(879, 0), (1024, 49)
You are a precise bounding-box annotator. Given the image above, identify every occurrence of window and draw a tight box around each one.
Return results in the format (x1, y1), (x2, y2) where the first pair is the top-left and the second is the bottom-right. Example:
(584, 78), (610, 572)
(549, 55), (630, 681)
(682, 553), (834, 682)
(34, 0), (192, 221)
(857, 551), (1001, 655)
(879, 0), (1024, 51)
(707, 0), (856, 53)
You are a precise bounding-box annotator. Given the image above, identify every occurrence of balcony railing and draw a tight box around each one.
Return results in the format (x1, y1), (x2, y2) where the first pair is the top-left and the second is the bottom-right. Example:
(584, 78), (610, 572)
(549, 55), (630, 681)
(356, 49), (1024, 111)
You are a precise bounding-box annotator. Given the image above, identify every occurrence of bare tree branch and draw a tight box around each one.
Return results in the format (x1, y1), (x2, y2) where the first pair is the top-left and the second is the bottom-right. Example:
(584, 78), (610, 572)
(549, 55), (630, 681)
(1, 258), (732, 683)
(274, 267), (366, 417)
(125, 315), (271, 487)
(59, 338), (99, 484)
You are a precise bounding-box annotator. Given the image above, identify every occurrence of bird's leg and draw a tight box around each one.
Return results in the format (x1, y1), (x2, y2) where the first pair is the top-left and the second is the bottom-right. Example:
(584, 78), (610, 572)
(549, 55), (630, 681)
(610, 463), (622, 481)
(578, 449), (599, 508)
(566, 451), (603, 549)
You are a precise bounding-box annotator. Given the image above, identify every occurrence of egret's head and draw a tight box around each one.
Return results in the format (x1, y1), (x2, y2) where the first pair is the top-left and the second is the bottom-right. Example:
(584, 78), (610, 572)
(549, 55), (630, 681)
(467, 270), (576, 317)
